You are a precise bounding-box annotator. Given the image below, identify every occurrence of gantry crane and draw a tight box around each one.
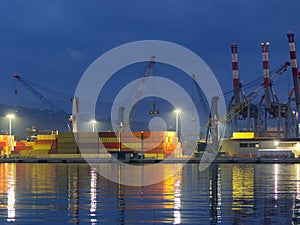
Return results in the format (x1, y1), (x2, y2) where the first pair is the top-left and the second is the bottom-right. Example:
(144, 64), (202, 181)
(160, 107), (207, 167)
(224, 62), (290, 123)
(13, 74), (71, 131)
(197, 61), (291, 152)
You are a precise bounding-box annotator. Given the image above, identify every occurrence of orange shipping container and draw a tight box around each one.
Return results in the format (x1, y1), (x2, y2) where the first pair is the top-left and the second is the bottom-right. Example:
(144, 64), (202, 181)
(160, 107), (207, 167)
(16, 142), (25, 147)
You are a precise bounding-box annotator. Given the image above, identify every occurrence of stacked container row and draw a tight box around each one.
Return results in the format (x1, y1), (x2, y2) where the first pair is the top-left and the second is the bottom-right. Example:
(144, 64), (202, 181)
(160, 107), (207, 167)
(0, 135), (15, 156)
(98, 131), (182, 157)
(57, 132), (78, 154)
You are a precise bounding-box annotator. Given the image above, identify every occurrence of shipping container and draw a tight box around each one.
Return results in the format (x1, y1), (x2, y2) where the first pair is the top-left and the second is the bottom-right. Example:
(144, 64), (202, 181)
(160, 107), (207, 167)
(37, 134), (56, 140)
(33, 144), (52, 150)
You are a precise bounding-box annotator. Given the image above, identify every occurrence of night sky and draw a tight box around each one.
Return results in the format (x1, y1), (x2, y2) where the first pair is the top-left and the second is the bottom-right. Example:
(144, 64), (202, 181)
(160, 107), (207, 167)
(1, 0), (300, 115)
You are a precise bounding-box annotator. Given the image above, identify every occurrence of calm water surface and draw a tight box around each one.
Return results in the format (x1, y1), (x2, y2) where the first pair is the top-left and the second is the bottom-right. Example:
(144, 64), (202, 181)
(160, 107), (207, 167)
(0, 163), (299, 224)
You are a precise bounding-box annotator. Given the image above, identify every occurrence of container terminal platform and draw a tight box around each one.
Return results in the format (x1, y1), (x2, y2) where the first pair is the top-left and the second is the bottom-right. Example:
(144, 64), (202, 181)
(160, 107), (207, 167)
(3, 131), (300, 164)
(2, 156), (300, 164)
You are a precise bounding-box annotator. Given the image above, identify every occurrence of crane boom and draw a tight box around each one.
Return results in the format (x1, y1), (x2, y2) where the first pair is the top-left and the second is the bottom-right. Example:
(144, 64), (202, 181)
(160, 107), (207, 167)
(199, 61), (290, 151)
(222, 61), (290, 123)
(14, 74), (71, 131)
(192, 74), (210, 118)
(14, 74), (61, 112)
(120, 56), (156, 131)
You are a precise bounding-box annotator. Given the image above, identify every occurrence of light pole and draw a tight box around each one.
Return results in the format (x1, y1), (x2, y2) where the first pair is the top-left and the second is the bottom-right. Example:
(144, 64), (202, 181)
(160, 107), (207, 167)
(91, 120), (97, 132)
(6, 114), (14, 156)
(174, 109), (181, 157)
(174, 109), (181, 137)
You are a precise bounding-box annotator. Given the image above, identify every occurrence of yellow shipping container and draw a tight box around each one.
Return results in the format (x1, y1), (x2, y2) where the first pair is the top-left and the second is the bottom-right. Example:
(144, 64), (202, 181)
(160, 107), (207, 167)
(122, 142), (142, 149)
(0, 135), (15, 141)
(144, 153), (164, 159)
(31, 149), (49, 154)
(103, 148), (119, 151)
(33, 144), (52, 150)
(37, 134), (56, 140)
(20, 150), (31, 157)
(99, 137), (119, 143)
(232, 132), (255, 139)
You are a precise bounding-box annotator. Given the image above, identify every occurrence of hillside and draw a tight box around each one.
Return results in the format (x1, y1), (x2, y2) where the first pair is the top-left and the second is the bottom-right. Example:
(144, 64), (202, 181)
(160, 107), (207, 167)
(0, 104), (150, 140)
(0, 104), (70, 140)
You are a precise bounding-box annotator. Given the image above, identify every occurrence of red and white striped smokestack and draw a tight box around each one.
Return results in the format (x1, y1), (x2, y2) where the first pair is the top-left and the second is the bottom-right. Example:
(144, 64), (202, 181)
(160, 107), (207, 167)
(288, 33), (300, 104)
(261, 42), (271, 109)
(231, 43), (240, 105)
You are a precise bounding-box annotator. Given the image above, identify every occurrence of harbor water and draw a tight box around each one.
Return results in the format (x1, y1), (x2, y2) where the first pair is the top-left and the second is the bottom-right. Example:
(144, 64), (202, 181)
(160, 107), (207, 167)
(0, 163), (299, 224)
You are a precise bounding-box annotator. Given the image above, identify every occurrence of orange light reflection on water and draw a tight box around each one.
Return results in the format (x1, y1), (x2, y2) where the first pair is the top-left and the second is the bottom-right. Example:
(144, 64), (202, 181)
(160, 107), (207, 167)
(0, 164), (16, 222)
(173, 179), (181, 224)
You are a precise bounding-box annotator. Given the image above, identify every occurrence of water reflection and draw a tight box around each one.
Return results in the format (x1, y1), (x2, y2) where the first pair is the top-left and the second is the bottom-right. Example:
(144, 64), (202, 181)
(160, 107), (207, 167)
(274, 163), (278, 203)
(232, 165), (254, 212)
(209, 164), (221, 224)
(6, 164), (16, 222)
(67, 164), (79, 224)
(228, 164), (300, 224)
(0, 164), (16, 222)
(90, 168), (97, 224)
(111, 164), (183, 224)
(173, 179), (181, 224)
(0, 163), (300, 224)
(293, 164), (300, 224)
(297, 164), (300, 199)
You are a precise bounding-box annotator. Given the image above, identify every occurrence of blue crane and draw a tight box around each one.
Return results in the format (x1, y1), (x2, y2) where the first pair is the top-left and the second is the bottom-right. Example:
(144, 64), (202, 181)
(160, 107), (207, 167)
(14, 74), (71, 131)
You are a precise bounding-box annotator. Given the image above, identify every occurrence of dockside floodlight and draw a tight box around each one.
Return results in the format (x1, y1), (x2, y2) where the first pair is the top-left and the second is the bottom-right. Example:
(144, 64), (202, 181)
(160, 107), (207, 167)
(91, 119), (97, 132)
(6, 114), (15, 155)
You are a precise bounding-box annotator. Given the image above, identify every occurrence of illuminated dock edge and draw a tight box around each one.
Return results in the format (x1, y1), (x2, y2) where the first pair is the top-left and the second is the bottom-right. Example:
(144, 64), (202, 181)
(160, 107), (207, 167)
(2, 157), (300, 163)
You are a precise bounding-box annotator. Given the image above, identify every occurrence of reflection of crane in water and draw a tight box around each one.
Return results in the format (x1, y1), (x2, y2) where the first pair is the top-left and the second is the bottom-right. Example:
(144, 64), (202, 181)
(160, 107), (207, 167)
(67, 164), (79, 224)
(117, 183), (125, 224)
(210, 163), (221, 224)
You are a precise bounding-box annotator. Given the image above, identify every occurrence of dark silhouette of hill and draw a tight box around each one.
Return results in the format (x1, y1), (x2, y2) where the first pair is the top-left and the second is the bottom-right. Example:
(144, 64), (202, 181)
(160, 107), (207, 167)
(0, 104), (69, 140)
(0, 104), (149, 140)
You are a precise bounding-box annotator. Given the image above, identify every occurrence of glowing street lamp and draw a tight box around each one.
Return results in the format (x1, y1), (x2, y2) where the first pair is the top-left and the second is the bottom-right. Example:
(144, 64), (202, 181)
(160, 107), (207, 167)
(91, 119), (97, 132)
(174, 109), (181, 158)
(6, 114), (14, 155)
(174, 109), (181, 137)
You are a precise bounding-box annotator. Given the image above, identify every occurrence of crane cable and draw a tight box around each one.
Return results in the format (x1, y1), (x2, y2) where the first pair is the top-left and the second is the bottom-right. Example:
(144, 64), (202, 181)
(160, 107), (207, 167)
(218, 62), (290, 98)
(14, 75), (72, 101)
